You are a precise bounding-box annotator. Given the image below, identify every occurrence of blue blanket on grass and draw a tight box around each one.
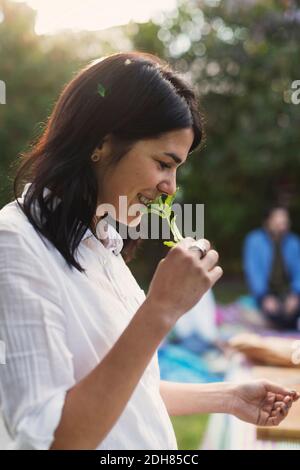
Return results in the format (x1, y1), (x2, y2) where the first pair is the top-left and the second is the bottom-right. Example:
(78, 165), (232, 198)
(158, 344), (224, 383)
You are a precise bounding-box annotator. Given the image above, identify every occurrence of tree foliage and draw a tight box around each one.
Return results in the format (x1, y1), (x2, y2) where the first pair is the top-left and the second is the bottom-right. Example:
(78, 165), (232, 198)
(130, 0), (300, 274)
(1, 0), (299, 280)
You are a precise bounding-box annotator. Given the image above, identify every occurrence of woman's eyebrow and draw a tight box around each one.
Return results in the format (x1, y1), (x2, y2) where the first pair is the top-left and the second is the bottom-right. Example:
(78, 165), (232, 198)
(163, 152), (183, 165)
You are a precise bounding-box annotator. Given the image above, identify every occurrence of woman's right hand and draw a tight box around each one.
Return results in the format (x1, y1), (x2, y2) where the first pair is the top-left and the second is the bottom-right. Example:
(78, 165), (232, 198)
(146, 237), (223, 327)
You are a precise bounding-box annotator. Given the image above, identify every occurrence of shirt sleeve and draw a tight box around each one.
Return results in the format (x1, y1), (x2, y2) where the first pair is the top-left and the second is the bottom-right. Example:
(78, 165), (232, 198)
(0, 227), (76, 450)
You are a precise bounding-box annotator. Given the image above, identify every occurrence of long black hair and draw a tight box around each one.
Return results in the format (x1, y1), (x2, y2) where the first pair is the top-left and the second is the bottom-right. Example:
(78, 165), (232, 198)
(13, 51), (203, 272)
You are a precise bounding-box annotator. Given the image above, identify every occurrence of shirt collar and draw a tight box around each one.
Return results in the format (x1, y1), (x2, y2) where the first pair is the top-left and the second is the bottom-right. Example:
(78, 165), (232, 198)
(90, 218), (124, 256)
(19, 183), (124, 256)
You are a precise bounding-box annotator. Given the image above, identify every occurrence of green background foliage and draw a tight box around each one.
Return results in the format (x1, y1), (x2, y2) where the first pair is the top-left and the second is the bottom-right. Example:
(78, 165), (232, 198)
(1, 0), (299, 450)
(1, 0), (300, 285)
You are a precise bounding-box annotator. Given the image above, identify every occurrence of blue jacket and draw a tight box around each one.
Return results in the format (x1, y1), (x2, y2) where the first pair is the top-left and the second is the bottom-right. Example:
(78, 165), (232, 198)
(243, 228), (300, 302)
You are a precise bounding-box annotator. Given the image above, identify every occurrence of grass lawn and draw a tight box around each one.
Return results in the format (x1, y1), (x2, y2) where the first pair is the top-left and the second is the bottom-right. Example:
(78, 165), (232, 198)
(171, 414), (209, 450)
(169, 278), (247, 449)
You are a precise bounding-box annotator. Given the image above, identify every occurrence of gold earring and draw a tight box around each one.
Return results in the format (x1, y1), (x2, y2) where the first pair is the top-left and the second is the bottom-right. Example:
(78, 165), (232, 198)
(91, 153), (100, 162)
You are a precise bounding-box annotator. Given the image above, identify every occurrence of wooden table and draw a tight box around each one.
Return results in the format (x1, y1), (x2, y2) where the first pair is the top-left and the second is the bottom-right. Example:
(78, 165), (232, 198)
(200, 354), (300, 450)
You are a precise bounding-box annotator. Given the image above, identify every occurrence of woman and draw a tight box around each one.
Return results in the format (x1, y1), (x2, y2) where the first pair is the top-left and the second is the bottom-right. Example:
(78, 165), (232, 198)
(0, 51), (298, 450)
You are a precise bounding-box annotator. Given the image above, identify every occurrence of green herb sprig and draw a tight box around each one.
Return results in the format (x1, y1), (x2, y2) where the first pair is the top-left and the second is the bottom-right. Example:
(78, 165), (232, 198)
(146, 188), (183, 247)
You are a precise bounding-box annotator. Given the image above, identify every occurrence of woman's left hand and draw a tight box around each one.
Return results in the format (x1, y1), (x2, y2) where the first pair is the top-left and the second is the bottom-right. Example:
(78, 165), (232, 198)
(230, 380), (300, 426)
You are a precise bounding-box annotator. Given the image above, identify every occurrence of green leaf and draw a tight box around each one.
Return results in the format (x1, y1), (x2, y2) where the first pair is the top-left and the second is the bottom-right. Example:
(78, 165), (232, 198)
(97, 83), (106, 97)
(147, 187), (183, 248)
(163, 241), (177, 247)
(165, 189), (178, 207)
(170, 215), (183, 242)
(165, 194), (173, 207)
(146, 207), (163, 217)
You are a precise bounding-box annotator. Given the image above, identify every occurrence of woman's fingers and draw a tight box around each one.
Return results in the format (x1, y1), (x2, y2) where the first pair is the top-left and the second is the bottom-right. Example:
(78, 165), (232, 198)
(182, 238), (223, 284)
(181, 237), (211, 252)
(270, 415), (282, 426)
(264, 380), (299, 397)
(193, 238), (211, 252)
(289, 390), (300, 401)
(201, 249), (219, 270)
(187, 239), (217, 267)
(208, 266), (223, 285)
(271, 401), (289, 418)
(275, 394), (284, 401)
(275, 391), (299, 404)
(283, 395), (293, 408)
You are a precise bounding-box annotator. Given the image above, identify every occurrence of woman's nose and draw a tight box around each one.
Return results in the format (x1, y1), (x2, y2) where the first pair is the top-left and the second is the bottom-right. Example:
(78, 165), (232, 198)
(157, 175), (177, 196)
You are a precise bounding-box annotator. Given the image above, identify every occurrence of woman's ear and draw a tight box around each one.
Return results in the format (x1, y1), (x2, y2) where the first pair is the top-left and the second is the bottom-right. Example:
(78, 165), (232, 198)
(91, 134), (113, 162)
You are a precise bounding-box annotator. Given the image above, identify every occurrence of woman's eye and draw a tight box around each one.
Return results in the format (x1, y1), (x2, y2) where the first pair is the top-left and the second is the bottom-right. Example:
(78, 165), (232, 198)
(158, 161), (171, 170)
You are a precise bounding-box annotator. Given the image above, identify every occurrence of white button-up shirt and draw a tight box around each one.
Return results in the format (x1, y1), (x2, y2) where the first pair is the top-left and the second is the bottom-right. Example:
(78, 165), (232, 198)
(0, 183), (177, 450)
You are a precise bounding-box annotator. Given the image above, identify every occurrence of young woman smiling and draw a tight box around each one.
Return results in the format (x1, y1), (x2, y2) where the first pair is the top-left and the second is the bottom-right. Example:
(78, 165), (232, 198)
(0, 52), (298, 450)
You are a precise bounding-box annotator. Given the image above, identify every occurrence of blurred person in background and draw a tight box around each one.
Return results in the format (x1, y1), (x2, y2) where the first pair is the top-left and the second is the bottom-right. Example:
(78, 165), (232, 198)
(243, 205), (300, 330)
(1, 52), (298, 451)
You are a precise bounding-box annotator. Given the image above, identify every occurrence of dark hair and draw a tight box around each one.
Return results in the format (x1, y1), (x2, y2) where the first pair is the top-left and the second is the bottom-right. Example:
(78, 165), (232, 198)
(13, 51), (203, 273)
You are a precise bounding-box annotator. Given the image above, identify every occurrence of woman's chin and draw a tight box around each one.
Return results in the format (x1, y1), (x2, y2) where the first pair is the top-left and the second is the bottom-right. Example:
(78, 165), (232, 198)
(127, 214), (143, 227)
(110, 212), (142, 227)
(110, 202), (146, 227)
